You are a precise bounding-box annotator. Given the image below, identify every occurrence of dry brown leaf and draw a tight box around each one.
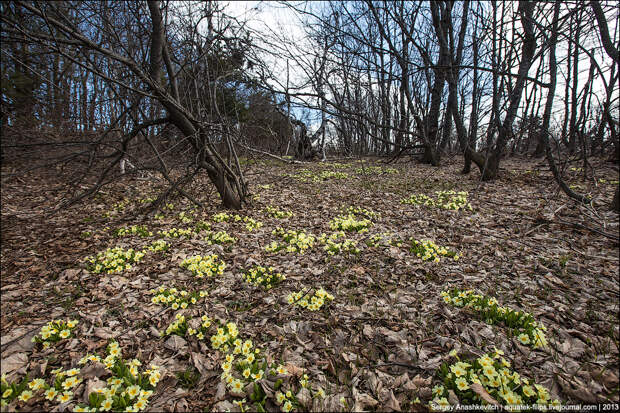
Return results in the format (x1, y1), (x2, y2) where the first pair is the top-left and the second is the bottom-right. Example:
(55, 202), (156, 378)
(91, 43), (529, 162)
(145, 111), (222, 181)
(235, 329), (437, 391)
(470, 383), (500, 406)
(0, 352), (28, 376)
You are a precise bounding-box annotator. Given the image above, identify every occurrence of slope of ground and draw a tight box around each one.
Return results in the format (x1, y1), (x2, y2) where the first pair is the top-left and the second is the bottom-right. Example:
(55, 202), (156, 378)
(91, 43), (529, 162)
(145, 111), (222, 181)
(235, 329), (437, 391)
(1, 157), (618, 412)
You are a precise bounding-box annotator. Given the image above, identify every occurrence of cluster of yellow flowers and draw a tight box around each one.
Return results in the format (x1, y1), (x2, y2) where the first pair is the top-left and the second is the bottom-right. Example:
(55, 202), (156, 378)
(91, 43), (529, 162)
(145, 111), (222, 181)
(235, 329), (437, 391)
(401, 193), (432, 206)
(274, 375), (326, 412)
(441, 289), (548, 349)
(265, 206), (293, 219)
(329, 214), (372, 233)
(138, 197), (156, 204)
(242, 265), (286, 289)
(74, 341), (161, 412)
(160, 314), (213, 340)
(290, 169), (349, 182)
(2, 339), (161, 412)
(274, 388), (297, 412)
(31, 319), (78, 349)
(318, 232), (360, 256)
(354, 166), (398, 175)
(243, 217), (263, 231)
(431, 349), (560, 410)
(325, 162), (351, 169)
(146, 240), (169, 253)
(344, 206), (379, 220)
(410, 239), (459, 262)
(112, 199), (129, 212)
(114, 225), (152, 238)
(212, 212), (237, 222)
(266, 228), (315, 254)
(161, 313), (189, 337)
(317, 170), (348, 181)
(287, 288), (334, 311)
(401, 190), (472, 211)
(178, 211), (193, 224)
(208, 321), (306, 411)
(194, 220), (212, 232)
(210, 322), (240, 353)
(180, 254), (226, 278)
(212, 213), (263, 231)
(365, 233), (403, 248)
(85, 247), (146, 274)
(1, 374), (29, 408)
(149, 286), (207, 309)
(157, 227), (195, 239)
(435, 191), (473, 211)
(204, 230), (236, 245)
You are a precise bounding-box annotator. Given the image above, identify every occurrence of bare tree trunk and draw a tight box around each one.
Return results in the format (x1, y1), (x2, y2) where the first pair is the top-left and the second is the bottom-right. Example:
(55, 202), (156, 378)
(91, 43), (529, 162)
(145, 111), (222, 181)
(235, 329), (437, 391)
(541, 1), (590, 204)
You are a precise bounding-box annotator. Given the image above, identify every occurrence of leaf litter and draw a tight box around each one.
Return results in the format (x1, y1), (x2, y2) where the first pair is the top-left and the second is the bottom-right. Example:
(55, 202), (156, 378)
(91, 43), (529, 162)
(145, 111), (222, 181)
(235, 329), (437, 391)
(1, 157), (618, 411)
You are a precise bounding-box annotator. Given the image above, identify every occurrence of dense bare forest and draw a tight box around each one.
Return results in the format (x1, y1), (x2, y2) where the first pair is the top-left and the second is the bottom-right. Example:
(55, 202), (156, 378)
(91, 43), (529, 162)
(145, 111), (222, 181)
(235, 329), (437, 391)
(1, 1), (619, 412)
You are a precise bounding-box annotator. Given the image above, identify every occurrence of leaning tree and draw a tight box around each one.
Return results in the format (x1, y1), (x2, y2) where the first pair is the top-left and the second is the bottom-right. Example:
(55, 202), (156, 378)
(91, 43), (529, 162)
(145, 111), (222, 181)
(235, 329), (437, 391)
(1, 0), (250, 209)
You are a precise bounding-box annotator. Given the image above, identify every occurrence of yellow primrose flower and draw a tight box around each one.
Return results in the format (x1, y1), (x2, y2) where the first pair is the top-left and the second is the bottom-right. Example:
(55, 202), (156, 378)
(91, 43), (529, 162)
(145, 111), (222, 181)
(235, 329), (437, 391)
(28, 378), (46, 391)
(44, 388), (58, 400)
(276, 392), (286, 404)
(243, 368), (251, 379)
(2, 389), (13, 398)
(65, 368), (80, 377)
(73, 406), (88, 412)
(478, 355), (493, 366)
(283, 400), (293, 412)
(62, 377), (76, 390)
(140, 390), (153, 399)
(277, 365), (287, 375)
(489, 378), (501, 388)
(455, 377), (469, 391)
(126, 385), (140, 399)
(522, 385), (536, 397)
(134, 399), (147, 410)
(315, 387), (325, 398)
(231, 380), (244, 393)
(450, 365), (466, 377)
(57, 391), (73, 403)
(504, 392), (519, 405)
(483, 366), (497, 378)
(517, 333), (531, 345)
(100, 398), (113, 411)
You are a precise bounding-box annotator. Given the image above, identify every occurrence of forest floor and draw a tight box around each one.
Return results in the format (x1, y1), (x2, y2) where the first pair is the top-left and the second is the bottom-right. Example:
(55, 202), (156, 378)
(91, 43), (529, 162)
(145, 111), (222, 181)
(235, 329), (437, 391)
(1, 156), (619, 412)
